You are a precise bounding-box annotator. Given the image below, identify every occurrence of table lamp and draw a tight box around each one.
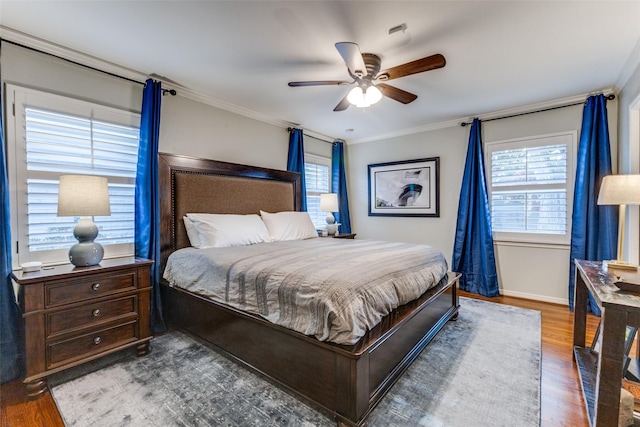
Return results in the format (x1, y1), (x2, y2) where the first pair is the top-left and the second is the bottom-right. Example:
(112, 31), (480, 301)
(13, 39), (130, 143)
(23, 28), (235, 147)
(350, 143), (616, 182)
(57, 175), (111, 267)
(320, 193), (339, 236)
(597, 174), (640, 270)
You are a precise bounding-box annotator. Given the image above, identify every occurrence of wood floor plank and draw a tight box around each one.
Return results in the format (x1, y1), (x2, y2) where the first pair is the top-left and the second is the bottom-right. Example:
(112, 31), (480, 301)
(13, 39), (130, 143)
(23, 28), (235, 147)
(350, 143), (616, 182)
(1, 291), (596, 427)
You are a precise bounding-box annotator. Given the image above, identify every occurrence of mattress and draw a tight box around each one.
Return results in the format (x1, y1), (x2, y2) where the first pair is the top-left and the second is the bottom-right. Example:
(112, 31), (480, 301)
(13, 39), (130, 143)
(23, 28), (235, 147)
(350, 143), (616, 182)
(163, 238), (448, 345)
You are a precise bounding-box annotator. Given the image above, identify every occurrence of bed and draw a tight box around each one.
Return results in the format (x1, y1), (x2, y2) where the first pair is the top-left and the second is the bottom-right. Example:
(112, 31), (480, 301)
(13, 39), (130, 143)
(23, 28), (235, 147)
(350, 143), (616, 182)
(158, 152), (460, 427)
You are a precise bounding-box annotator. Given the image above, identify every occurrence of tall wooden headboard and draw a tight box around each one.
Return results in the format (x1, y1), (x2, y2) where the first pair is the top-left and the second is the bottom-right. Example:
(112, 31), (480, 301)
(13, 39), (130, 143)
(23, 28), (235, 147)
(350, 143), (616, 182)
(158, 153), (302, 270)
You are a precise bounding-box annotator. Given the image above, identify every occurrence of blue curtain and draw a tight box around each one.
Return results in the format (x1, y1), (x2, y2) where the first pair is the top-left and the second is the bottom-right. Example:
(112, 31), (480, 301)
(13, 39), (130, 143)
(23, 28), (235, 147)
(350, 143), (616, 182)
(1, 93), (24, 383)
(287, 128), (307, 211)
(452, 119), (500, 297)
(568, 94), (616, 314)
(331, 141), (352, 234)
(135, 79), (166, 333)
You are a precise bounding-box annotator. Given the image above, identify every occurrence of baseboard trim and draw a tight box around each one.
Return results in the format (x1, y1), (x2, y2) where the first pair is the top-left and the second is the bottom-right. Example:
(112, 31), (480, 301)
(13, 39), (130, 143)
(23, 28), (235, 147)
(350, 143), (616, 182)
(501, 289), (568, 306)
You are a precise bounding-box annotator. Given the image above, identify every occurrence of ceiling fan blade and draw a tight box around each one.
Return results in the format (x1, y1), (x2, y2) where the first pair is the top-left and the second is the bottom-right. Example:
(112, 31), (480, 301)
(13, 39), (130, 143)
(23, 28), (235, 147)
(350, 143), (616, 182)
(288, 80), (350, 87)
(376, 83), (418, 104)
(333, 93), (351, 111)
(376, 53), (446, 81)
(335, 42), (367, 77)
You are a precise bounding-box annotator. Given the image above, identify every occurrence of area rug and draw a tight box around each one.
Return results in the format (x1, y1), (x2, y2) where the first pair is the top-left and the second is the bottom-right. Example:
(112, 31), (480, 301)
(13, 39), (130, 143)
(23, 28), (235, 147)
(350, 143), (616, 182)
(50, 297), (541, 426)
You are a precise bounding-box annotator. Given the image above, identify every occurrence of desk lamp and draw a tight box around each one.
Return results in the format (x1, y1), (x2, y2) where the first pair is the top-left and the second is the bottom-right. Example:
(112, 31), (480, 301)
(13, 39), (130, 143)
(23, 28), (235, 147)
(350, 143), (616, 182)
(597, 174), (640, 270)
(57, 175), (111, 267)
(320, 193), (339, 236)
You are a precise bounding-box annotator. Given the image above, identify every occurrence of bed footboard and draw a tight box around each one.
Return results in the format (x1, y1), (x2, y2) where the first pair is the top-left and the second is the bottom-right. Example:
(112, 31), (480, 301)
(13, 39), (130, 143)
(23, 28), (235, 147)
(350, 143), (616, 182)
(161, 272), (459, 426)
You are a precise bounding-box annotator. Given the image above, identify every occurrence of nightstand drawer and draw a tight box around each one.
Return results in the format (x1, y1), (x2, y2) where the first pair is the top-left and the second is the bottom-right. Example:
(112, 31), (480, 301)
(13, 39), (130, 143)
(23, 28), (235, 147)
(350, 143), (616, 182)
(48, 322), (137, 368)
(47, 296), (137, 337)
(46, 272), (137, 307)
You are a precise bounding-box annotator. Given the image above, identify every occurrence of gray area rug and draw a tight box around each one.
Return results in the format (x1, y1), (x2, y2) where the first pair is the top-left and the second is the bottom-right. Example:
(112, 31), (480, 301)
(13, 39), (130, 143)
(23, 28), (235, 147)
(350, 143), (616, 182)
(50, 297), (541, 426)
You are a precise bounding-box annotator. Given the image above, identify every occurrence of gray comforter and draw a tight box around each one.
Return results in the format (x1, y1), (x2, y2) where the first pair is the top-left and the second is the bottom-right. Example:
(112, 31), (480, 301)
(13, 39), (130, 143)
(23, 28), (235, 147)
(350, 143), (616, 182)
(163, 238), (448, 345)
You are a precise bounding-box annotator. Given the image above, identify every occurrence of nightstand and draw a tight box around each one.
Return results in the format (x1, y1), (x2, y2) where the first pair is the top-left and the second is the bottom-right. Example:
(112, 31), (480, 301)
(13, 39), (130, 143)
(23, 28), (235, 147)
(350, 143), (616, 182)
(333, 233), (356, 239)
(11, 257), (153, 397)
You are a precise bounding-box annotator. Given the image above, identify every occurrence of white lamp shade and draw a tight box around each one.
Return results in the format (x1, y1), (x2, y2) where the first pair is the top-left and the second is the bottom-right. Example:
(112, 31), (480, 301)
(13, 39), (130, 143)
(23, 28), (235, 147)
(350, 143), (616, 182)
(597, 174), (640, 206)
(57, 175), (111, 217)
(320, 193), (339, 212)
(347, 87), (367, 107)
(364, 85), (382, 105)
(347, 85), (382, 108)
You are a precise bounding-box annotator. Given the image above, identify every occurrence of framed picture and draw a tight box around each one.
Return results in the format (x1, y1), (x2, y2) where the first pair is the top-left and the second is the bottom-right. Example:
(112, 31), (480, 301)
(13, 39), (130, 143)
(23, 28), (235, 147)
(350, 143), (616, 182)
(591, 320), (638, 375)
(368, 157), (439, 217)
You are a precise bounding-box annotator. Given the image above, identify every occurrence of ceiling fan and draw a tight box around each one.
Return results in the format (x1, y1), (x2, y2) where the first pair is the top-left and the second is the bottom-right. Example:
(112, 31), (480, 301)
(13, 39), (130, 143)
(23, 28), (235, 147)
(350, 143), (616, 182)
(288, 42), (445, 111)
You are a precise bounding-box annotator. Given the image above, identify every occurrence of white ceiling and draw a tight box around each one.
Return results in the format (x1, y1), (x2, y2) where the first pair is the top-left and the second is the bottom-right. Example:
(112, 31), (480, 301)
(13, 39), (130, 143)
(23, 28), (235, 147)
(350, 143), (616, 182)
(2, 1), (640, 143)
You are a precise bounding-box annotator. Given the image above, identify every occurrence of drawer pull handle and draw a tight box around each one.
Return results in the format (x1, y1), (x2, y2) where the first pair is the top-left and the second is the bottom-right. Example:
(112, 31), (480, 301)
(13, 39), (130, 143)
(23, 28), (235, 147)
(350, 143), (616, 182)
(92, 283), (101, 291)
(92, 309), (100, 317)
(93, 337), (102, 345)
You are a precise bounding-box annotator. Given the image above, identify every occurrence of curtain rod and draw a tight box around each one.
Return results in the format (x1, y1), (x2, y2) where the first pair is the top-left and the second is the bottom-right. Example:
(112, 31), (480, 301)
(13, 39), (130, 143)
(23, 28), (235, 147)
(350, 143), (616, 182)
(287, 127), (338, 145)
(0, 38), (176, 96)
(460, 94), (616, 127)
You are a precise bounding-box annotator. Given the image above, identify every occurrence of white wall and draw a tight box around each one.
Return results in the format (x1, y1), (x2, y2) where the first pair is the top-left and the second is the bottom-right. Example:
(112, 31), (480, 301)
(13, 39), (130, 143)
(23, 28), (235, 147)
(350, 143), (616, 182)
(347, 125), (467, 256)
(1, 42), (313, 178)
(618, 56), (640, 265)
(158, 95), (288, 170)
(158, 95), (332, 166)
(347, 101), (618, 305)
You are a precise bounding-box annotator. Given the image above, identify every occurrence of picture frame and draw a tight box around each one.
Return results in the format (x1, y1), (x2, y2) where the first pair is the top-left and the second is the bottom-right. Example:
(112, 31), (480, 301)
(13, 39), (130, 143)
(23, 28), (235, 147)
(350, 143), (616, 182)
(591, 320), (637, 375)
(368, 157), (439, 217)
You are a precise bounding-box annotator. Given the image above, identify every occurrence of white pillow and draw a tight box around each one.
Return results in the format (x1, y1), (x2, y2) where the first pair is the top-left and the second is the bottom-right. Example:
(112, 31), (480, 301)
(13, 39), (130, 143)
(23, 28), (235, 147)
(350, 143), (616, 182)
(260, 210), (318, 241)
(183, 216), (202, 248)
(186, 213), (270, 248)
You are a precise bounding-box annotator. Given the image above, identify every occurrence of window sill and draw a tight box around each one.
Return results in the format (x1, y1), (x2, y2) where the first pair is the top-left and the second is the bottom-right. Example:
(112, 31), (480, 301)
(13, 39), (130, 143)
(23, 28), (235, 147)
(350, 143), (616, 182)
(493, 239), (570, 250)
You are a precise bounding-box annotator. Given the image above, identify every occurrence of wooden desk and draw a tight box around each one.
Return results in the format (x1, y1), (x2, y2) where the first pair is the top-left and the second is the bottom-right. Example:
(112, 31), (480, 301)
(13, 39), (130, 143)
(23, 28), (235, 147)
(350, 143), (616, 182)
(573, 259), (640, 427)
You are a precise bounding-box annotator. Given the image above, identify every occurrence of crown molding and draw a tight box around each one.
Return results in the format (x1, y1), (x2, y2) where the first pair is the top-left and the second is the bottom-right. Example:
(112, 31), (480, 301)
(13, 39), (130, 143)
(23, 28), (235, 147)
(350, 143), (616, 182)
(0, 26), (301, 135)
(1, 26), (618, 148)
(348, 90), (616, 145)
(617, 36), (640, 91)
(0, 26), (148, 84)
(158, 77), (294, 130)
(347, 118), (462, 145)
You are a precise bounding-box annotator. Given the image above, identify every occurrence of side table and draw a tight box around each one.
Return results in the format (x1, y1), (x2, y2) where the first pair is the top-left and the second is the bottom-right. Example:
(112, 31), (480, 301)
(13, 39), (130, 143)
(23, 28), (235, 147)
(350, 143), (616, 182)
(11, 257), (153, 397)
(333, 233), (356, 239)
(573, 259), (640, 426)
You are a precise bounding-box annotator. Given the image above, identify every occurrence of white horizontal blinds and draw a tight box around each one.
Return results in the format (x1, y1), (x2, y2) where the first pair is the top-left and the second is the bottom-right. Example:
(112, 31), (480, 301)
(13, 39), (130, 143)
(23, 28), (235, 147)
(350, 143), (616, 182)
(98, 183), (136, 245)
(490, 143), (568, 235)
(92, 119), (139, 176)
(25, 108), (139, 176)
(26, 179), (75, 251)
(24, 106), (139, 252)
(305, 156), (331, 230)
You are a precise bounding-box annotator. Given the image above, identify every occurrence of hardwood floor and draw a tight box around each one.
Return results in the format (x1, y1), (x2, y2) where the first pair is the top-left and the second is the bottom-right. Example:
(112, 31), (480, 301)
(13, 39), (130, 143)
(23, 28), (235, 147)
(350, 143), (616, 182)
(1, 292), (599, 427)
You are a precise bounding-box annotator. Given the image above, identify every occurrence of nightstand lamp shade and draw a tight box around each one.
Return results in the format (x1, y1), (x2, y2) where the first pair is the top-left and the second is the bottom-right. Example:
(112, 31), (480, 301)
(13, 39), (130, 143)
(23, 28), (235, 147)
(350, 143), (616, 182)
(320, 193), (339, 235)
(597, 174), (640, 270)
(57, 175), (111, 267)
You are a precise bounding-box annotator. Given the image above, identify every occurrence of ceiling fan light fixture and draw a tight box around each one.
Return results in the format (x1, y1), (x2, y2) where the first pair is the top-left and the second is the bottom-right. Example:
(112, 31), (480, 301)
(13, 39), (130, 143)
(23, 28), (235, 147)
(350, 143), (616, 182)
(347, 86), (368, 107)
(289, 41), (444, 111)
(365, 85), (382, 105)
(347, 85), (382, 108)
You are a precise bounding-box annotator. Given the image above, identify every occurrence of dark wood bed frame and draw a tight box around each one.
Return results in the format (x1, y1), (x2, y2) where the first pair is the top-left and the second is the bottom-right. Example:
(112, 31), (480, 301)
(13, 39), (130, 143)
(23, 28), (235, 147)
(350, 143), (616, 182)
(158, 152), (460, 427)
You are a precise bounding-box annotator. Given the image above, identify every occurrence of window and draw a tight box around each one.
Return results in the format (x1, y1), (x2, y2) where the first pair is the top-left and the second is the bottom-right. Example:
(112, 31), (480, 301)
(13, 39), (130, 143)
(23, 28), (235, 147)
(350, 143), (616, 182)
(305, 154), (331, 230)
(6, 85), (140, 267)
(485, 131), (576, 245)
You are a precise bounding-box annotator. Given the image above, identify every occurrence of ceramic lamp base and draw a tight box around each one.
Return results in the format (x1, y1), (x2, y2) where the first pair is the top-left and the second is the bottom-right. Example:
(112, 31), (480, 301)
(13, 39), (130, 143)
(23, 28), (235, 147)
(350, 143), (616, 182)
(69, 242), (104, 267)
(326, 223), (338, 236)
(69, 217), (104, 267)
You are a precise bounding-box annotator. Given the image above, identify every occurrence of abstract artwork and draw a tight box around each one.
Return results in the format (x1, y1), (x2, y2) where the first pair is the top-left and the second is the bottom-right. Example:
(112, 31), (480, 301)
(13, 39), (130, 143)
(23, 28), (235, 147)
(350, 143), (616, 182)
(368, 157), (439, 217)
